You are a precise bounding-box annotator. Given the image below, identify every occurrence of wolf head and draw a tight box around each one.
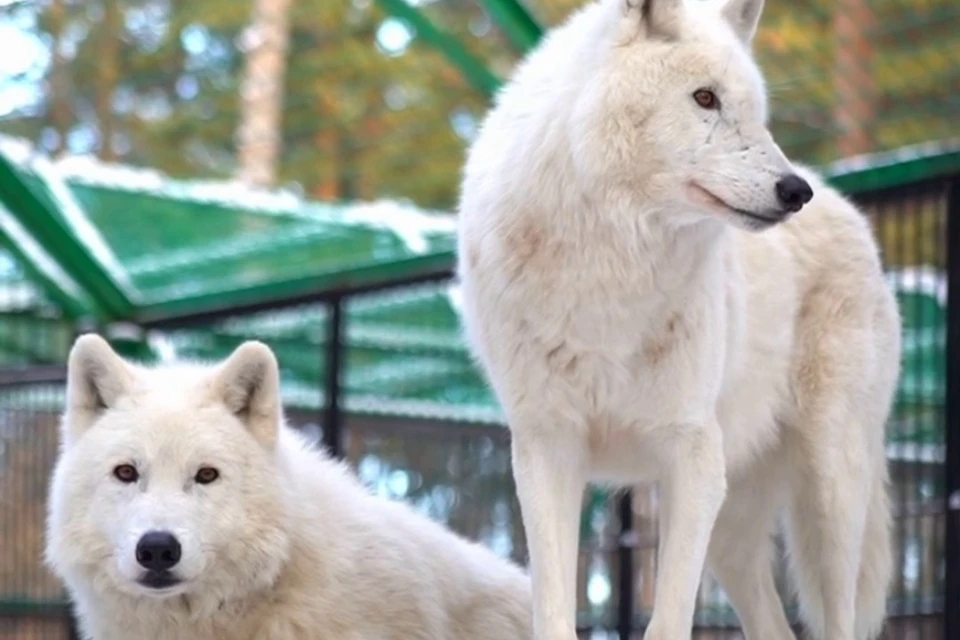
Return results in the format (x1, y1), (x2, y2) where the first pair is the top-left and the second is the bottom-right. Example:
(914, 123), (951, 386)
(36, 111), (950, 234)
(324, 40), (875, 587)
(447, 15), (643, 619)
(46, 335), (291, 606)
(569, 0), (812, 230)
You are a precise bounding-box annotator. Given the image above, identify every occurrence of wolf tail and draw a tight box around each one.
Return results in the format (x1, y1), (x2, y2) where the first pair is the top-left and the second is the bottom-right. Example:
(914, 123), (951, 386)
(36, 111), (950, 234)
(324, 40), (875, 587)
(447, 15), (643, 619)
(785, 456), (894, 640)
(854, 466), (894, 640)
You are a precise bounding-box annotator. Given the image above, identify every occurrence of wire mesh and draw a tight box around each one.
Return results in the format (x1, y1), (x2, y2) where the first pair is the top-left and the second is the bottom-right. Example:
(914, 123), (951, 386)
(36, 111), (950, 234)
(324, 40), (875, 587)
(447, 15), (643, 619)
(0, 382), (71, 640)
(860, 179), (951, 636)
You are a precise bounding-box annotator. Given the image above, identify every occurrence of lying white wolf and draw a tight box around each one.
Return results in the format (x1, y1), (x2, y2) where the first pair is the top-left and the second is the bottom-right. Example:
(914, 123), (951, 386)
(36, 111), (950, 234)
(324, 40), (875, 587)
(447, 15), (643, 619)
(456, 0), (901, 639)
(45, 335), (532, 640)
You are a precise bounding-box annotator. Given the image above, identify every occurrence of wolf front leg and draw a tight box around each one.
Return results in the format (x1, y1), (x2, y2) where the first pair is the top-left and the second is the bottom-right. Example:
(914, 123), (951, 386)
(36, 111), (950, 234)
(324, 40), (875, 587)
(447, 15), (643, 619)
(510, 426), (586, 640)
(644, 421), (727, 640)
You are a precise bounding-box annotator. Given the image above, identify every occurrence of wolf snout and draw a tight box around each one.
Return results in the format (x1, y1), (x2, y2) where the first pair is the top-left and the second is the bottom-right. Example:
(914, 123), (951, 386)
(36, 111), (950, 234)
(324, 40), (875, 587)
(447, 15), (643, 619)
(775, 174), (814, 213)
(135, 530), (182, 571)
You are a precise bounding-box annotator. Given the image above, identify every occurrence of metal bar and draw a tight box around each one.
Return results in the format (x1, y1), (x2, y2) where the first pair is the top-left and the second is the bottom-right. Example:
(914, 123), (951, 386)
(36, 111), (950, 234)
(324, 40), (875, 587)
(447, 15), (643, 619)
(479, 0), (543, 52)
(0, 363), (67, 387)
(943, 176), (960, 640)
(374, 0), (502, 96)
(0, 150), (134, 318)
(335, 413), (509, 441)
(30, 157), (139, 301)
(322, 296), (345, 459)
(823, 139), (960, 195)
(0, 600), (74, 617)
(137, 258), (455, 329)
(617, 491), (635, 639)
(67, 607), (82, 640)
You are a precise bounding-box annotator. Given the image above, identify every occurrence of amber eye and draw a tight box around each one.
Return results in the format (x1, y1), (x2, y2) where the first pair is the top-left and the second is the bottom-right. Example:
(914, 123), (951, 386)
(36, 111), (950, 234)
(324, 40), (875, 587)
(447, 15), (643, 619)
(113, 464), (139, 483)
(693, 88), (719, 110)
(195, 467), (220, 485)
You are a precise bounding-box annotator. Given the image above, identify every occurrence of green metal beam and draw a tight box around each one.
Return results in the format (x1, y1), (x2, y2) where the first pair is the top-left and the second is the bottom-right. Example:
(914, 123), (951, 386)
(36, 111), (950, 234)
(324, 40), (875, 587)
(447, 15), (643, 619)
(479, 0), (543, 52)
(31, 158), (139, 303)
(374, 0), (502, 96)
(0, 205), (92, 319)
(0, 150), (137, 320)
(136, 251), (456, 325)
(824, 139), (960, 195)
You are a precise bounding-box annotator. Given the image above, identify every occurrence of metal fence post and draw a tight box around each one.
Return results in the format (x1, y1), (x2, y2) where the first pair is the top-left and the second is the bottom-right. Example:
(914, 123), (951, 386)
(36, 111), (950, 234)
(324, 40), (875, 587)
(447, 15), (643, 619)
(944, 177), (960, 640)
(67, 612), (81, 640)
(322, 296), (345, 459)
(617, 491), (635, 640)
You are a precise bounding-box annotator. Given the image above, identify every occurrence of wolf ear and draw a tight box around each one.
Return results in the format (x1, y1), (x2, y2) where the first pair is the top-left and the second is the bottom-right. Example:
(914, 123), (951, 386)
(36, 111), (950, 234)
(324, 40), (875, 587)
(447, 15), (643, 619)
(210, 341), (281, 448)
(64, 333), (134, 446)
(622, 0), (683, 40)
(721, 0), (764, 45)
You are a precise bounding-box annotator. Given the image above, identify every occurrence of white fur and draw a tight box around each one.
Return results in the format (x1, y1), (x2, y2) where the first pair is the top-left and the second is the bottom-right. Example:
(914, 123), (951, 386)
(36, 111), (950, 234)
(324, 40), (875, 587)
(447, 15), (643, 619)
(46, 335), (532, 640)
(456, 1), (901, 639)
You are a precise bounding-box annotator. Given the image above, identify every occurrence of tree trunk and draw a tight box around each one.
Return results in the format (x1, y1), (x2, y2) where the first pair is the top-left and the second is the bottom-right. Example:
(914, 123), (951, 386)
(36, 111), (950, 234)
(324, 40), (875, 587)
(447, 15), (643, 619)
(313, 124), (340, 200)
(96, 0), (121, 161)
(48, 0), (71, 157)
(236, 0), (294, 188)
(831, 0), (876, 157)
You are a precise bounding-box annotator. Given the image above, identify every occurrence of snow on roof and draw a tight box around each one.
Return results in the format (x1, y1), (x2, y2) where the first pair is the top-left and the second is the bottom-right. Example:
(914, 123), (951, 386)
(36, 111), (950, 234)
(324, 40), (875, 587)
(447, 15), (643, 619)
(824, 138), (960, 178)
(0, 281), (42, 311)
(56, 152), (315, 219)
(0, 134), (41, 165)
(30, 156), (139, 299)
(326, 199), (456, 254)
(0, 132), (456, 256)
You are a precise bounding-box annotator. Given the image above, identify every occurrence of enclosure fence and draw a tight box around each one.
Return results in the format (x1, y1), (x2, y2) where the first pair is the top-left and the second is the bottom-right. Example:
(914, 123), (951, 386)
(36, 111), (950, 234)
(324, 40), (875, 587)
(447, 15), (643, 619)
(0, 168), (959, 639)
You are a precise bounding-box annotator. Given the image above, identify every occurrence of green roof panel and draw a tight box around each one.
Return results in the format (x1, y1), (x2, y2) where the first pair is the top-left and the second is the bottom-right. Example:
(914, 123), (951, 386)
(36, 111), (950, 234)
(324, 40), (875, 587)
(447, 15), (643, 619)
(0, 134), (457, 321)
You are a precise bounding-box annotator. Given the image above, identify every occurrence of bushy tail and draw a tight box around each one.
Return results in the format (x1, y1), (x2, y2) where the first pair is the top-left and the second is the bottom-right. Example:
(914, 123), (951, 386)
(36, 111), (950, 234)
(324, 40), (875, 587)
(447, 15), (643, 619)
(785, 460), (894, 640)
(855, 468), (894, 640)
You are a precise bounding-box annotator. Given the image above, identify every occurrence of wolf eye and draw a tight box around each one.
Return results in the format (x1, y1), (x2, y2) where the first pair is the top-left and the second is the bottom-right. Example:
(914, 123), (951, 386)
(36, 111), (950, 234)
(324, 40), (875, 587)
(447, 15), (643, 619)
(693, 88), (719, 110)
(195, 467), (220, 485)
(113, 464), (139, 483)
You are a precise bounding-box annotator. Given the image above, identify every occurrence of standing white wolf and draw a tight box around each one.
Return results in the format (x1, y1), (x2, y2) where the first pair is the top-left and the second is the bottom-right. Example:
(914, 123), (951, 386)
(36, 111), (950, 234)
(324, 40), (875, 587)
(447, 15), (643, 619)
(45, 335), (532, 640)
(456, 0), (901, 639)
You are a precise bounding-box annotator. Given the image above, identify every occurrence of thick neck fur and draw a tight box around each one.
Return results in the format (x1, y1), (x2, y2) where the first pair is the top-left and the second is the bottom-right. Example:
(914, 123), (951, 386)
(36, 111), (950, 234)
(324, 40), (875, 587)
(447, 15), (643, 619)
(486, 136), (734, 300)
(466, 4), (738, 297)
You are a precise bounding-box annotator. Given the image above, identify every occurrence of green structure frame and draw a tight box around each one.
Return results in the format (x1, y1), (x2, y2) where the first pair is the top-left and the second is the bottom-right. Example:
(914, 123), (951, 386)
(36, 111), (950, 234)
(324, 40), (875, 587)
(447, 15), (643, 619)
(0, 139), (955, 327)
(0, 0), (954, 425)
(0, 0), (953, 332)
(0, 136), (955, 427)
(372, 0), (542, 95)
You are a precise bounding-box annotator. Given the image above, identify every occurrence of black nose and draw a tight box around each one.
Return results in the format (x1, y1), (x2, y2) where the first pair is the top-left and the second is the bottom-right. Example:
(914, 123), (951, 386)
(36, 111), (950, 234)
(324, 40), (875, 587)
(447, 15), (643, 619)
(775, 174), (814, 213)
(135, 531), (181, 571)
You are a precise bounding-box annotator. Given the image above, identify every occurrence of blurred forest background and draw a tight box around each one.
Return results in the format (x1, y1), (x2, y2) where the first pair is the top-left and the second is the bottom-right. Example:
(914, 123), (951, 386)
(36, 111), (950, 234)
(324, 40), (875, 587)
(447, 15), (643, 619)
(0, 0), (955, 210)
